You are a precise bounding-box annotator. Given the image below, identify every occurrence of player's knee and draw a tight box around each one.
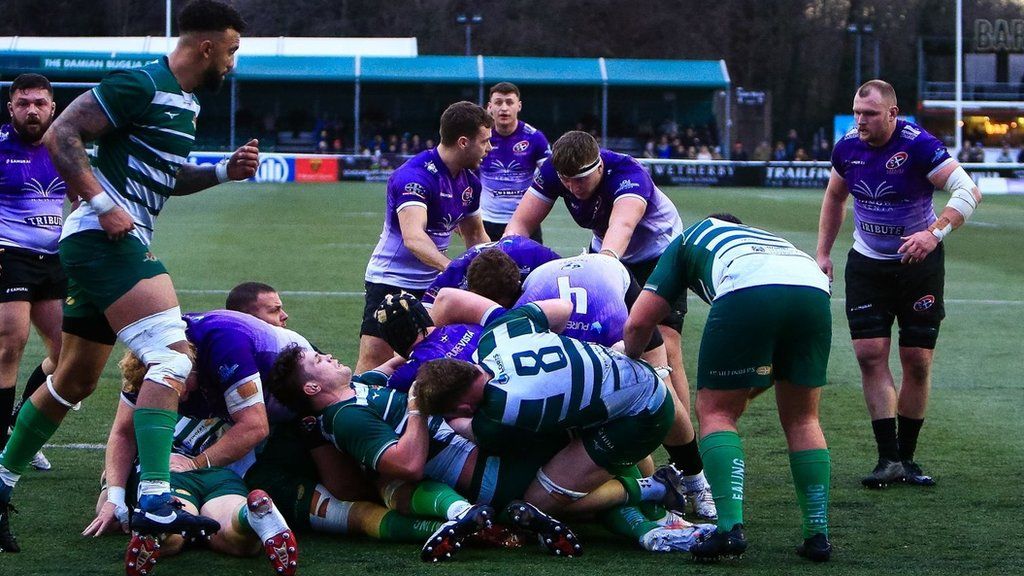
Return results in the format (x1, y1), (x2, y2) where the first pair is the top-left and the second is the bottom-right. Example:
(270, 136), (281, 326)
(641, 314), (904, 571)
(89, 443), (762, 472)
(0, 332), (29, 364)
(536, 470), (589, 504)
(118, 307), (192, 392)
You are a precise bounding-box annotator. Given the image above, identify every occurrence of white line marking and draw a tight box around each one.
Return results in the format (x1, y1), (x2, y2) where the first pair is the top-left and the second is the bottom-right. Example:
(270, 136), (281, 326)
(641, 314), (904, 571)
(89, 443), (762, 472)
(44, 443), (106, 450)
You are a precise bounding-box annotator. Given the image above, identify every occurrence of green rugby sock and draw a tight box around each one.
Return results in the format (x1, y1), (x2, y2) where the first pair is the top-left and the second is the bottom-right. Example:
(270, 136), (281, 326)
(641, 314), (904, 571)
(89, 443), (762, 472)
(0, 399), (59, 476)
(134, 408), (177, 483)
(602, 505), (661, 541)
(700, 430), (745, 532)
(380, 511), (444, 542)
(789, 448), (831, 538)
(408, 480), (470, 520)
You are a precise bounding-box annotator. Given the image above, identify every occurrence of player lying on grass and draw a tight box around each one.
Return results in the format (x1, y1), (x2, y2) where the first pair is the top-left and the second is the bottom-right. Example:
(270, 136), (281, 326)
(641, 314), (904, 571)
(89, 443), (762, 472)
(87, 353), (297, 576)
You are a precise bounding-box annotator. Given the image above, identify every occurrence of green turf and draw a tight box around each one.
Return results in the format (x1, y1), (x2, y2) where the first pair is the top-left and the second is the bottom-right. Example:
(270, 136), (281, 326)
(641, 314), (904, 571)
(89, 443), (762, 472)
(4, 183), (1022, 575)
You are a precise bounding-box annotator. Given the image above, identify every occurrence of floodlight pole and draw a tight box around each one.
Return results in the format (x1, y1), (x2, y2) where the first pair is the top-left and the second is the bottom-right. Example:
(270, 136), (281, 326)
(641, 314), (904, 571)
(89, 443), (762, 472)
(456, 14), (483, 56)
(166, 0), (172, 50)
(954, 0), (963, 156)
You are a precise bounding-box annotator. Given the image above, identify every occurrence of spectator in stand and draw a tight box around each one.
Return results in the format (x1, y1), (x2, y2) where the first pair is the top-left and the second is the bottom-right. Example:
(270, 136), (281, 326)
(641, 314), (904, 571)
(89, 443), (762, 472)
(732, 142), (749, 161)
(794, 148), (810, 161)
(753, 140), (772, 161)
(682, 126), (697, 147)
(686, 145), (697, 159)
(696, 145), (713, 160)
(410, 134), (423, 153)
(659, 117), (679, 138)
(785, 128), (802, 160)
(996, 144), (1013, 162)
(815, 138), (832, 161)
(643, 139), (657, 158)
(657, 135), (672, 158)
(968, 141), (986, 163)
(712, 146), (724, 160)
(956, 144), (971, 163)
(772, 141), (788, 161)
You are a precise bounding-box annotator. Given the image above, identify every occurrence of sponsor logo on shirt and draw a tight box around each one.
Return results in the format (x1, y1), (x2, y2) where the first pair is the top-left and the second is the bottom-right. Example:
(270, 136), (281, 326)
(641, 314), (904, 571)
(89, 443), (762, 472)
(615, 179), (641, 193)
(6, 159), (30, 164)
(424, 161), (438, 174)
(852, 180), (896, 201)
(913, 295), (936, 311)
(5, 287), (29, 294)
(404, 182), (427, 199)
(900, 125), (921, 140)
(885, 152), (909, 170)
(512, 140), (530, 153)
(859, 221), (906, 236)
(24, 215), (63, 227)
(462, 186), (474, 206)
(534, 173), (544, 188)
(932, 147), (947, 163)
(218, 363), (240, 383)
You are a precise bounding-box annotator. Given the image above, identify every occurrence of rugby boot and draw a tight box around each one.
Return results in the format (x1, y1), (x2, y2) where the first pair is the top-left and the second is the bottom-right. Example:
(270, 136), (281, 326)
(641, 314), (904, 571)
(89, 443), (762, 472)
(420, 503), (494, 562)
(861, 459), (905, 489)
(30, 451), (52, 471)
(505, 500), (582, 557)
(640, 523), (716, 553)
(651, 465), (688, 514)
(901, 460), (936, 486)
(131, 493), (220, 540)
(796, 532), (832, 562)
(125, 532), (160, 576)
(247, 489), (298, 575)
(690, 524), (747, 561)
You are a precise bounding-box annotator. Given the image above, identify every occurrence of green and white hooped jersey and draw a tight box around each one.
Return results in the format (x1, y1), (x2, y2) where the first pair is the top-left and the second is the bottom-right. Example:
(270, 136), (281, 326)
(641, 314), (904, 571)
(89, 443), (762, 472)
(62, 57), (200, 246)
(645, 217), (830, 305)
(475, 304), (666, 434)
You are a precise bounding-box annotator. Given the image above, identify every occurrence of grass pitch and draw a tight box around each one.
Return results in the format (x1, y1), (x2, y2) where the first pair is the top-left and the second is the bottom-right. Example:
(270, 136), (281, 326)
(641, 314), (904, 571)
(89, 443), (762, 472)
(3, 183), (1022, 575)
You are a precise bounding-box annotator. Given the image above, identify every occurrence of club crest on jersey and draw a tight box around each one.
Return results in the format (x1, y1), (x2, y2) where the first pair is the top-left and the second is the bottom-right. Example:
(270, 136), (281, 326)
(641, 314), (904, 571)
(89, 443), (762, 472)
(461, 186), (474, 205)
(512, 140), (530, 153)
(913, 295), (936, 312)
(404, 182), (427, 199)
(885, 152), (909, 171)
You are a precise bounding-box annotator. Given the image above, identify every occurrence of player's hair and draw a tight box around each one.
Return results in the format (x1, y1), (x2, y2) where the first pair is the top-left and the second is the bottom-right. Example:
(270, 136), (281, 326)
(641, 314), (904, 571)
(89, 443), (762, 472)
(118, 344), (196, 396)
(466, 248), (522, 308)
(551, 131), (600, 176)
(415, 359), (480, 416)
(488, 82), (520, 99)
(225, 281), (277, 314)
(857, 79), (897, 106)
(178, 0), (247, 34)
(439, 101), (493, 146)
(267, 344), (315, 415)
(9, 73), (52, 99)
(708, 213), (743, 224)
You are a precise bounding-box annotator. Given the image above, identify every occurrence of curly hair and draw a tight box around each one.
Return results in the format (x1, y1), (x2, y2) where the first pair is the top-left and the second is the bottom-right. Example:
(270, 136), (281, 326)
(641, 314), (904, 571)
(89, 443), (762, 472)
(267, 344), (315, 415)
(414, 359), (481, 416)
(466, 248), (522, 308)
(178, 0), (247, 34)
(118, 344), (197, 395)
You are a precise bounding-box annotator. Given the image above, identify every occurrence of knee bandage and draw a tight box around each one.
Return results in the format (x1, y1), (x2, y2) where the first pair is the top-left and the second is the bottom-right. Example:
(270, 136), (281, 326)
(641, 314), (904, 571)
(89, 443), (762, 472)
(46, 375), (82, 411)
(536, 469), (588, 502)
(117, 307), (191, 392)
(308, 484), (353, 534)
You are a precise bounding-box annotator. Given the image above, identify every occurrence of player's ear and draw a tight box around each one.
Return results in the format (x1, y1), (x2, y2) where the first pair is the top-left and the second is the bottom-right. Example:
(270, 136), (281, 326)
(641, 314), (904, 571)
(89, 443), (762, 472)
(458, 135), (470, 150)
(302, 380), (321, 397)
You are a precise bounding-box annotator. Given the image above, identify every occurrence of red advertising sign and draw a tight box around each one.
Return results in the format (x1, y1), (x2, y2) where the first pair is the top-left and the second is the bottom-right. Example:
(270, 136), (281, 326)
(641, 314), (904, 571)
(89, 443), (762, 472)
(295, 157), (339, 182)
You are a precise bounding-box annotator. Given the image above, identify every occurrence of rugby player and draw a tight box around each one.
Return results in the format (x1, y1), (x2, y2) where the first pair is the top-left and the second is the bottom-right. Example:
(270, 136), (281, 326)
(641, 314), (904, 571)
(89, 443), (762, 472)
(817, 79), (982, 489)
(225, 281), (289, 328)
(623, 214), (833, 562)
(0, 0), (260, 548)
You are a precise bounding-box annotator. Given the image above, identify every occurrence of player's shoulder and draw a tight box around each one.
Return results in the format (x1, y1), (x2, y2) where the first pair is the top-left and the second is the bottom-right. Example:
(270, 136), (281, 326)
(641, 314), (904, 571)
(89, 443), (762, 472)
(834, 127), (861, 150)
(0, 124), (17, 152)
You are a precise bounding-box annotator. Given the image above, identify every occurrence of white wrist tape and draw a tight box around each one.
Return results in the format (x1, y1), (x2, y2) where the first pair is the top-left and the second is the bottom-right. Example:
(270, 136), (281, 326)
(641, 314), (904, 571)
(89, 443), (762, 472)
(107, 486), (126, 507)
(930, 222), (952, 241)
(942, 166), (978, 220)
(87, 191), (118, 215)
(215, 159), (231, 183)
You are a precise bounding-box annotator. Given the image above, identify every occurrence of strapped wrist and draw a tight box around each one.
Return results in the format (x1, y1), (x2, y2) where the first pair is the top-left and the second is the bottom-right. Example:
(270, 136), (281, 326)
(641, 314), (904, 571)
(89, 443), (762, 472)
(87, 191), (118, 215)
(215, 159), (231, 183)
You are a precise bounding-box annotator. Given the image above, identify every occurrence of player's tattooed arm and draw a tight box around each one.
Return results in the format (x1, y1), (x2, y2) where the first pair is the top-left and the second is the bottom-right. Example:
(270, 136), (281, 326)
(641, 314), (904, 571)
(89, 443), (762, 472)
(172, 139), (260, 196)
(170, 162), (220, 196)
(42, 91), (114, 202)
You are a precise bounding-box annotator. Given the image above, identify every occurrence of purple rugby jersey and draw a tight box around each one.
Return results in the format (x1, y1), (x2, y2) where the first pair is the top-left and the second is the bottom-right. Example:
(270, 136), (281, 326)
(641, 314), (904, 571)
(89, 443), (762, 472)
(0, 123), (66, 253)
(479, 121), (550, 223)
(515, 254), (631, 347)
(386, 323), (481, 393)
(365, 148), (482, 289)
(530, 149), (682, 263)
(832, 119), (953, 260)
(421, 234), (560, 308)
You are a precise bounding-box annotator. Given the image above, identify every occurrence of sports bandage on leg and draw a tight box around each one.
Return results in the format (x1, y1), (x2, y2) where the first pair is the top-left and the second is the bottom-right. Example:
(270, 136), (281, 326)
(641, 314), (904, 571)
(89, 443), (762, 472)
(117, 307), (191, 393)
(46, 375), (82, 411)
(308, 484), (354, 534)
(536, 469), (588, 502)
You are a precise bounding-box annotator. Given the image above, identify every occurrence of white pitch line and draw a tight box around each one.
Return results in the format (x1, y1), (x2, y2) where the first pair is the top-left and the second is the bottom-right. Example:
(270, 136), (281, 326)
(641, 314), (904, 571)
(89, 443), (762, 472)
(45, 443), (105, 450)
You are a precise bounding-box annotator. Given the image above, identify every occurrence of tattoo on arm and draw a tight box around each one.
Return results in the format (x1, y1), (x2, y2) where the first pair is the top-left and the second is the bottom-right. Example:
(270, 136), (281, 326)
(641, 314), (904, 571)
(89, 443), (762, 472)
(170, 163), (219, 196)
(43, 91), (114, 200)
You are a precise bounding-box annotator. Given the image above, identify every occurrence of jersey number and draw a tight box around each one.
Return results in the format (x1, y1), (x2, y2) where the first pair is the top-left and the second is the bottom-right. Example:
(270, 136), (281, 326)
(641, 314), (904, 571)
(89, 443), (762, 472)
(512, 346), (568, 376)
(557, 276), (588, 314)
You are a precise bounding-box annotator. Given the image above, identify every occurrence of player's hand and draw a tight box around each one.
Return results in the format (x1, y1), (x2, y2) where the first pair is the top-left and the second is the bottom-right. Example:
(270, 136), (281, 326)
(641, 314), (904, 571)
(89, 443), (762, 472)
(98, 206), (135, 241)
(227, 138), (260, 181)
(898, 231), (938, 264)
(169, 453), (198, 472)
(816, 254), (834, 281)
(82, 501), (129, 537)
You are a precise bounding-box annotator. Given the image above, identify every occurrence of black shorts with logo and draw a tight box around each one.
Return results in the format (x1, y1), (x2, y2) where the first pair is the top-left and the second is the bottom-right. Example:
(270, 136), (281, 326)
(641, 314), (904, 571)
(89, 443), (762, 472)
(0, 246), (67, 303)
(359, 282), (426, 337)
(844, 244), (945, 349)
